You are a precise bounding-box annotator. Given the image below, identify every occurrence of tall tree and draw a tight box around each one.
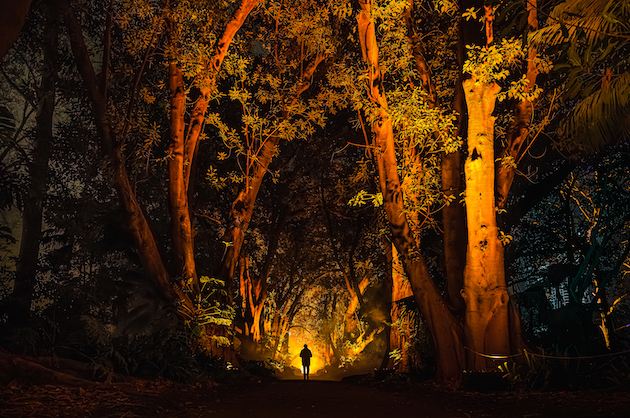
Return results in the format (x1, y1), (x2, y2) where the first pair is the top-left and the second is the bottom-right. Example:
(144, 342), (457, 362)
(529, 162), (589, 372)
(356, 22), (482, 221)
(461, 61), (509, 370)
(356, 0), (464, 380)
(353, 0), (540, 378)
(165, 0), (262, 293)
(57, 0), (259, 343)
(458, 3), (535, 370)
(442, 0), (483, 314)
(7, 0), (59, 324)
(60, 0), (188, 309)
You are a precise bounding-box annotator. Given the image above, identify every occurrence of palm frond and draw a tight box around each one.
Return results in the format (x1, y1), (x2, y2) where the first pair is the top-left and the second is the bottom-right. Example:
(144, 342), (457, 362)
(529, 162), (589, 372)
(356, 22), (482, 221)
(0, 105), (15, 143)
(561, 72), (630, 151)
(530, 0), (629, 46)
(0, 225), (16, 243)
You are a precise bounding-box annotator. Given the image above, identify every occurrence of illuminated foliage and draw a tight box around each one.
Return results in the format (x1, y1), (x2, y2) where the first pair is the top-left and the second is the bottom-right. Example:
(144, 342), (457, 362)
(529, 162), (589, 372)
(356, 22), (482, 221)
(202, 0), (345, 191)
(346, 0), (460, 233)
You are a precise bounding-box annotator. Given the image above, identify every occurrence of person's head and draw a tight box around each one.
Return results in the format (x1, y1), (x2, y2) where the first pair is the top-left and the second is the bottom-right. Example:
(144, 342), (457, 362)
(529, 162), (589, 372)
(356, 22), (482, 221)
(304, 344), (308, 348)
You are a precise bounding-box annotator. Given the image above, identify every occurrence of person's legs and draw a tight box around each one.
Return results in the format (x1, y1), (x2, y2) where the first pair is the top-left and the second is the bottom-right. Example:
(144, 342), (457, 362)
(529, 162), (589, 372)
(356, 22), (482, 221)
(306, 364), (310, 380)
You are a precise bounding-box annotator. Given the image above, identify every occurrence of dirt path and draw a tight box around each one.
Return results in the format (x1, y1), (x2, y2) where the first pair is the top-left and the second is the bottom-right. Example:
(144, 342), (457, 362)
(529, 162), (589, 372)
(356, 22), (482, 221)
(207, 379), (465, 418)
(0, 378), (465, 417)
(2, 376), (630, 417)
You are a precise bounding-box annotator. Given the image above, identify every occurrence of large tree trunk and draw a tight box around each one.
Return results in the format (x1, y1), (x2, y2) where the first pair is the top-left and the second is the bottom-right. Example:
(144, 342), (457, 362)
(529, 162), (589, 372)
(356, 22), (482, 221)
(440, 0), (486, 314)
(0, 0), (34, 61)
(461, 78), (510, 370)
(10, 1), (58, 324)
(356, 0), (464, 381)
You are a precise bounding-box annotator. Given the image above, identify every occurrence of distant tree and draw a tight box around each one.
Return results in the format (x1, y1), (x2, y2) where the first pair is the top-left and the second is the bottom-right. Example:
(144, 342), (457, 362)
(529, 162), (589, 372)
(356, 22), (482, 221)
(237, 195), (290, 354)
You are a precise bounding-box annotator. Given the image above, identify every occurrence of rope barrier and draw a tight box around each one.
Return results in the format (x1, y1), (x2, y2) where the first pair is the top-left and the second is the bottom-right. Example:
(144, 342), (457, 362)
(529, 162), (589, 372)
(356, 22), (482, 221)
(523, 348), (630, 360)
(464, 346), (630, 361)
(464, 346), (522, 360)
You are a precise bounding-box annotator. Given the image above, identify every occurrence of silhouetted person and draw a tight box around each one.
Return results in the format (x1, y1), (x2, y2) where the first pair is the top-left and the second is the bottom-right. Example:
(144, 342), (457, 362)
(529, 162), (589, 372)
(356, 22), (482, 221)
(300, 344), (312, 380)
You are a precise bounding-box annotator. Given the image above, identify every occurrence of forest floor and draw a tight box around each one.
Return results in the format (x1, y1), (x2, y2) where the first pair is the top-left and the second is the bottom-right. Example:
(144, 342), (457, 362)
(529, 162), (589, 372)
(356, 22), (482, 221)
(1, 372), (629, 417)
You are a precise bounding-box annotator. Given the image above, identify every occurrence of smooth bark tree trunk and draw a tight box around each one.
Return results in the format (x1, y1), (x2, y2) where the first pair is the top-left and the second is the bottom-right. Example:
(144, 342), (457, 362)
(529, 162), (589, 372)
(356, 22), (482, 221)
(462, 78), (510, 370)
(357, 0), (464, 381)
(10, 1), (58, 324)
(168, 59), (198, 289)
(441, 0), (486, 313)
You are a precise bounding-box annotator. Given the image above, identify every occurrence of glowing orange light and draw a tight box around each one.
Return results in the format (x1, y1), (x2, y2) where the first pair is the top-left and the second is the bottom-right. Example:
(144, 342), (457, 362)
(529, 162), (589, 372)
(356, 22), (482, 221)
(287, 334), (326, 375)
(290, 354), (325, 374)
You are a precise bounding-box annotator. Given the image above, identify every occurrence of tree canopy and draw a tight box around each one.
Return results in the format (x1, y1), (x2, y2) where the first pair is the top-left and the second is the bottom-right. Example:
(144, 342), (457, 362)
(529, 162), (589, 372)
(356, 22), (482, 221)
(1, 0), (629, 385)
